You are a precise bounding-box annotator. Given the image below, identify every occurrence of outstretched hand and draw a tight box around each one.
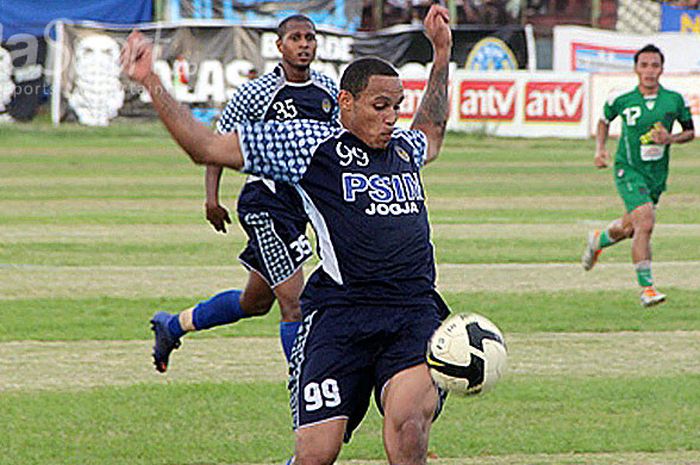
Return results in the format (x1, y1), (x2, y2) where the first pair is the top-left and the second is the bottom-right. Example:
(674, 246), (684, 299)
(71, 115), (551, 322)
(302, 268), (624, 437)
(206, 203), (232, 233)
(423, 4), (452, 53)
(120, 30), (154, 84)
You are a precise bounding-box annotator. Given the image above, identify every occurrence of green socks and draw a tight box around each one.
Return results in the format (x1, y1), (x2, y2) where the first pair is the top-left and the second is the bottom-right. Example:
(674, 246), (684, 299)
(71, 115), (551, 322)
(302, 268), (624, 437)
(598, 229), (617, 249)
(635, 261), (654, 287)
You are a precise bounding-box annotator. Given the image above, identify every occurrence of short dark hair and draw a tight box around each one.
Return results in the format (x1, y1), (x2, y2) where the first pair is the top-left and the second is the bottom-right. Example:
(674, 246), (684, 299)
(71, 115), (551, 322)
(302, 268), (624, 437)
(340, 57), (399, 97)
(277, 15), (315, 38)
(634, 44), (664, 65)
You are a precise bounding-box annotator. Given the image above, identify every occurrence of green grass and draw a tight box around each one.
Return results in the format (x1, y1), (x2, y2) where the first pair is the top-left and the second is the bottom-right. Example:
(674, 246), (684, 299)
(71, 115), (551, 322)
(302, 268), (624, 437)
(4, 289), (700, 342)
(2, 376), (698, 465)
(2, 122), (699, 464)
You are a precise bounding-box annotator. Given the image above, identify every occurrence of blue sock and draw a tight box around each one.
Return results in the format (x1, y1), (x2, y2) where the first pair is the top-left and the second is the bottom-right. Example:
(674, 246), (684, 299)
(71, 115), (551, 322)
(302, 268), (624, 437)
(192, 289), (249, 330)
(279, 321), (301, 363)
(167, 314), (186, 339)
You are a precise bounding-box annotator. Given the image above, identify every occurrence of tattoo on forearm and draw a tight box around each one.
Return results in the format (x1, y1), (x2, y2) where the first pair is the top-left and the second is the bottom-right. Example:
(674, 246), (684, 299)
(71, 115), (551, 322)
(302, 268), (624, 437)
(413, 60), (448, 137)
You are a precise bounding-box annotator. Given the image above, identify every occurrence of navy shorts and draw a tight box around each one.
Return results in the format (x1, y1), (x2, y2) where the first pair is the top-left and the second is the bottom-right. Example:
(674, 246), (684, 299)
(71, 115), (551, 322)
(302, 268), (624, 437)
(237, 210), (312, 288)
(288, 302), (447, 442)
(237, 179), (311, 288)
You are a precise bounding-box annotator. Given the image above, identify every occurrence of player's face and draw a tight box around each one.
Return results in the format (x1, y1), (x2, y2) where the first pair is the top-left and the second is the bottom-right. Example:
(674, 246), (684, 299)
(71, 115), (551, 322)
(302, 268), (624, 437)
(635, 52), (663, 91)
(340, 75), (404, 149)
(277, 21), (317, 69)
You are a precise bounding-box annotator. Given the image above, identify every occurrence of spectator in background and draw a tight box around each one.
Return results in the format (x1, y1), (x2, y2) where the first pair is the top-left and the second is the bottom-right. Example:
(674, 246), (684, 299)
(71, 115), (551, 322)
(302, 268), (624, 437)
(361, 0), (411, 29)
(384, 0), (411, 27)
(462, 0), (513, 24)
(411, 0), (432, 24)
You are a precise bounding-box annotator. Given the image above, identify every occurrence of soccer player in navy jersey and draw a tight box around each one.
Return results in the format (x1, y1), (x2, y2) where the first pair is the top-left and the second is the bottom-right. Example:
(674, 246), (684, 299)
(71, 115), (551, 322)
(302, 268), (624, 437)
(149, 15), (339, 373)
(123, 4), (451, 464)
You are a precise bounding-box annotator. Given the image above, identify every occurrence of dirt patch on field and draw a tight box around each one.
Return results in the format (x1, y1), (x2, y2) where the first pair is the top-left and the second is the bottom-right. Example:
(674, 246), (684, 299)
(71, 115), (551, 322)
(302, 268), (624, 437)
(0, 338), (287, 392)
(426, 194), (700, 211)
(1, 332), (697, 392)
(2, 223), (698, 246)
(2, 262), (700, 300)
(435, 261), (700, 293)
(0, 224), (245, 244)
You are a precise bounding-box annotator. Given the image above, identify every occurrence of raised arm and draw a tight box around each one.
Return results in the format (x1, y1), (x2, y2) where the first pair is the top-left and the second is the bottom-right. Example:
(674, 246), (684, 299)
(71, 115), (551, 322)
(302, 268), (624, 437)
(120, 31), (243, 169)
(411, 5), (452, 164)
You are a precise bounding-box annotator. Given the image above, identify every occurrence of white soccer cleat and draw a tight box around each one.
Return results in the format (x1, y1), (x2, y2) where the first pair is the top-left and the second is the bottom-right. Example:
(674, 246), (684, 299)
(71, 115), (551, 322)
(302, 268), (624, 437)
(581, 230), (602, 271)
(640, 286), (666, 308)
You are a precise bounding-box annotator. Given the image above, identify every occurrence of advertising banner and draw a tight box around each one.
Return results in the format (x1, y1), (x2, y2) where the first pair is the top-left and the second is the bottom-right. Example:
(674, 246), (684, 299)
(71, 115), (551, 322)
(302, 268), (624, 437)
(588, 73), (700, 137)
(54, 21), (532, 126)
(353, 24), (530, 73)
(553, 25), (700, 73)
(54, 21), (353, 126)
(661, 4), (700, 33)
(450, 71), (590, 138)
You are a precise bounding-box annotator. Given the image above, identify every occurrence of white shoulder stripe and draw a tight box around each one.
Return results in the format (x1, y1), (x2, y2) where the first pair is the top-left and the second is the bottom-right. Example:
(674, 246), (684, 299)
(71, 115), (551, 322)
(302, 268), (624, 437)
(295, 185), (343, 285)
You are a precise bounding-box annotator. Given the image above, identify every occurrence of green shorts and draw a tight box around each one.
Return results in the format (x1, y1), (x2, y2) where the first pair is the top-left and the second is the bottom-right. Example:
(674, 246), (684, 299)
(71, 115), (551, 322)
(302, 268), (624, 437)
(614, 166), (663, 213)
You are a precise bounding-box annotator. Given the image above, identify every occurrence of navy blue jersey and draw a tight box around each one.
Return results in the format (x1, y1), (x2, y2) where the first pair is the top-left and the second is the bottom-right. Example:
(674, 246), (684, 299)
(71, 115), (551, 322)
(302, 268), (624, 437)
(216, 64), (339, 217)
(237, 119), (436, 308)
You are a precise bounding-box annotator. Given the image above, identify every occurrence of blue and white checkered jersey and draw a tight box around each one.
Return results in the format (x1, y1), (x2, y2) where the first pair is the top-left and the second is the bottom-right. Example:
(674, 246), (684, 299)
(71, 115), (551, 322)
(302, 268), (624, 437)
(217, 64), (338, 129)
(215, 64), (339, 215)
(238, 119), (435, 308)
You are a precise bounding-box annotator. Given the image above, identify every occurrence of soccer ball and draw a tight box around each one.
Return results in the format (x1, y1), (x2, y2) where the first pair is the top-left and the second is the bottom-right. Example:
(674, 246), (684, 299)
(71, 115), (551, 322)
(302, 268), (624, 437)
(427, 313), (507, 396)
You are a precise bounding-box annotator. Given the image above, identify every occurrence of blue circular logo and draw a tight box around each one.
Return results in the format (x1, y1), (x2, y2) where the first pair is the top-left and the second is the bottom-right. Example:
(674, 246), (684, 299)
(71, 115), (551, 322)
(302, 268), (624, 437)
(466, 37), (518, 71)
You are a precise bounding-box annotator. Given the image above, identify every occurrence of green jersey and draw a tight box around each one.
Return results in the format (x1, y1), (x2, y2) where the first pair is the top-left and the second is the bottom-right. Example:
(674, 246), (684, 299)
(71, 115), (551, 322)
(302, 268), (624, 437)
(604, 85), (692, 190)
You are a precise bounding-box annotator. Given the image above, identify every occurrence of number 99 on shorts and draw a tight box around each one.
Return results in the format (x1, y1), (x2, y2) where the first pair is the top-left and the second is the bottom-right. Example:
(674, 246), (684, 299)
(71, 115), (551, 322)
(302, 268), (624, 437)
(304, 378), (341, 411)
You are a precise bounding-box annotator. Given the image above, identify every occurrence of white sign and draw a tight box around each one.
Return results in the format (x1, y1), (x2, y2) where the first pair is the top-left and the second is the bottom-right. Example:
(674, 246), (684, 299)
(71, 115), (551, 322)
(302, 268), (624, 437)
(451, 71), (590, 138)
(554, 25), (700, 73)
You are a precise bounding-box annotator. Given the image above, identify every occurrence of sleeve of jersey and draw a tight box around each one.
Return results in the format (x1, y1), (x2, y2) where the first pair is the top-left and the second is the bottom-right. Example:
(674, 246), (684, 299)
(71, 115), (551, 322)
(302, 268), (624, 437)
(237, 119), (334, 183)
(602, 99), (618, 124)
(397, 129), (429, 168)
(216, 95), (248, 134)
(679, 95), (694, 129)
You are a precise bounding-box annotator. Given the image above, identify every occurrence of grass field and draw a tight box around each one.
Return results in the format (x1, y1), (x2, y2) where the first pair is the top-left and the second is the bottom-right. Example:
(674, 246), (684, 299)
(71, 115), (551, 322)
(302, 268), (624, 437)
(1, 120), (699, 465)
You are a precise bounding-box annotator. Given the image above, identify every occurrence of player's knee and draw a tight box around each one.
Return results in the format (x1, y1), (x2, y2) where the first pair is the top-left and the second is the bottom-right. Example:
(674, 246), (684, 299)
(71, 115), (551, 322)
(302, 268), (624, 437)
(634, 214), (655, 235)
(239, 292), (274, 316)
(278, 302), (302, 322)
(295, 437), (341, 465)
(389, 414), (431, 463)
(631, 205), (655, 235)
(276, 292), (302, 322)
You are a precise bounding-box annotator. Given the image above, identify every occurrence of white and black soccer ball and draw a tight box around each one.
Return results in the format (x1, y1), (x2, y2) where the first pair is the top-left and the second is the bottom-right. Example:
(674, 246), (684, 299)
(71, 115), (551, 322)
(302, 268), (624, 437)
(427, 313), (507, 396)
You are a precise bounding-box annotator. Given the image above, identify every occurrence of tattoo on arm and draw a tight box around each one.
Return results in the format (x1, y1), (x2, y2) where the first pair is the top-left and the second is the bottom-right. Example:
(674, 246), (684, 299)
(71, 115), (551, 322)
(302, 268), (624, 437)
(412, 57), (449, 162)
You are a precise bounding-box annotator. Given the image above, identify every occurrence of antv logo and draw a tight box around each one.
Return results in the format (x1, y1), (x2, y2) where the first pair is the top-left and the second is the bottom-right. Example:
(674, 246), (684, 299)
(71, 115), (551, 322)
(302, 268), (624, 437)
(524, 81), (584, 122)
(459, 80), (516, 121)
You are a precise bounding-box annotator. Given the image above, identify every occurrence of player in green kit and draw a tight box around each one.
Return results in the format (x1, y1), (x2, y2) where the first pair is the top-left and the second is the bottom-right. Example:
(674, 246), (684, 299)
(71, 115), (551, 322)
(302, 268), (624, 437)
(582, 44), (695, 307)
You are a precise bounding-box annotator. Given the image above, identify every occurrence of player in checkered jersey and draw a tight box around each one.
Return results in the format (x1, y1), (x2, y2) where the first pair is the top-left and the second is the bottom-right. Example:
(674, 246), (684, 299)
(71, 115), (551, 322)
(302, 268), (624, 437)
(147, 15), (339, 373)
(124, 4), (450, 463)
